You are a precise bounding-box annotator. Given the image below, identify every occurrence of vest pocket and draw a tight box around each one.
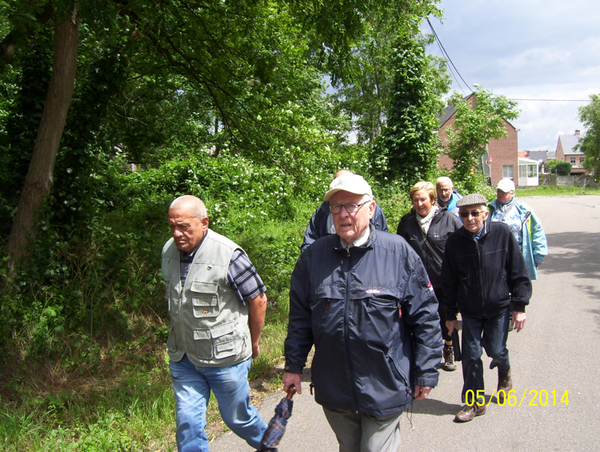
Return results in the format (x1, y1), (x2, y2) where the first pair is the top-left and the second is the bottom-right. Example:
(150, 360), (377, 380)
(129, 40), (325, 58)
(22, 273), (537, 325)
(190, 281), (220, 318)
(167, 325), (177, 352)
(193, 321), (238, 360)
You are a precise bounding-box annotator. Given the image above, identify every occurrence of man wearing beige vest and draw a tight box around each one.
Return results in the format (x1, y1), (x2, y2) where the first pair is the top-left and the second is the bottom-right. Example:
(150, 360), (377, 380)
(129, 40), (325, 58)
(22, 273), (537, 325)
(162, 195), (267, 451)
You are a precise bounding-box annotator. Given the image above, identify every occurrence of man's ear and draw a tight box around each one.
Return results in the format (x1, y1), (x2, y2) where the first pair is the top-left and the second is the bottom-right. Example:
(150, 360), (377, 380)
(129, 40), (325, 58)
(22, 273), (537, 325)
(202, 216), (210, 229)
(368, 200), (376, 219)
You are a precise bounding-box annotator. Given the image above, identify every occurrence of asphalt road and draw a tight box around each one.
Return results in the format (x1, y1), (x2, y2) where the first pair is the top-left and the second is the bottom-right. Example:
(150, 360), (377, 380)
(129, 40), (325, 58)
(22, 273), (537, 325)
(211, 195), (600, 452)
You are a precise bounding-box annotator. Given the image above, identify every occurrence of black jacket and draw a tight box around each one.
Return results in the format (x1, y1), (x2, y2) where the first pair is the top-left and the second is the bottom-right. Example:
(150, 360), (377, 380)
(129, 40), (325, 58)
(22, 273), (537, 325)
(285, 227), (442, 417)
(441, 221), (532, 319)
(397, 207), (462, 289)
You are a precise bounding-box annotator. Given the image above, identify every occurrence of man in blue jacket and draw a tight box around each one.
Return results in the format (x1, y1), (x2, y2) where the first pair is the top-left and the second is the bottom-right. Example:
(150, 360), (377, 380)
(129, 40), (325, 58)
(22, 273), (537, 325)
(442, 194), (532, 423)
(436, 176), (462, 215)
(300, 170), (388, 252)
(284, 173), (442, 452)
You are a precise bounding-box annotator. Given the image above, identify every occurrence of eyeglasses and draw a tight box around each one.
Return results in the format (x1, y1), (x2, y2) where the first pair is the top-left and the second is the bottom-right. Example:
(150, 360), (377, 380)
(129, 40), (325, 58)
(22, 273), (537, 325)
(329, 200), (371, 214)
(459, 210), (485, 218)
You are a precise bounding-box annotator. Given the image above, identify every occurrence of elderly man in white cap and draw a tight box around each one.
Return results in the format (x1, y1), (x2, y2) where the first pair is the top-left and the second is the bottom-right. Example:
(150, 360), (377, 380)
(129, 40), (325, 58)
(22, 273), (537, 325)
(283, 173), (442, 452)
(488, 178), (548, 280)
(300, 170), (388, 252)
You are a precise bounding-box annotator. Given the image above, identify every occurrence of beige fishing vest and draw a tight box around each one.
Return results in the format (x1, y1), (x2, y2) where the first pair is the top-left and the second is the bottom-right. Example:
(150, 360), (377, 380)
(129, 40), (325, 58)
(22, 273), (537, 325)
(162, 230), (251, 367)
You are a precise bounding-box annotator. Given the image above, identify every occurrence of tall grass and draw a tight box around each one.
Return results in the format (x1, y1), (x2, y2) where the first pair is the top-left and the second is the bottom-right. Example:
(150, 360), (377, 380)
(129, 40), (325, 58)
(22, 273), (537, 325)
(516, 184), (600, 197)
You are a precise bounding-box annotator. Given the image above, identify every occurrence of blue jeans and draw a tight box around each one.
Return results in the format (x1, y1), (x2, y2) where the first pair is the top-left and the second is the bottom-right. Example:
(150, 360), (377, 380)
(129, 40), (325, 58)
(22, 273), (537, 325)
(460, 309), (511, 403)
(169, 355), (267, 452)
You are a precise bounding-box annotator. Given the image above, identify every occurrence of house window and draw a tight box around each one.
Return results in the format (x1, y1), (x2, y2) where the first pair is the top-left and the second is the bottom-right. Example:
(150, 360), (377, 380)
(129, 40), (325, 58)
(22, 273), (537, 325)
(580, 157), (585, 164)
(503, 165), (514, 178)
(570, 157), (576, 164)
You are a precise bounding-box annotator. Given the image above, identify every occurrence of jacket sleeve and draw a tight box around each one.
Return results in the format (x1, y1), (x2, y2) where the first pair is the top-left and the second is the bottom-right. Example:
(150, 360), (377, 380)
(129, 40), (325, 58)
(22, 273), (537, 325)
(401, 250), (442, 388)
(440, 235), (459, 320)
(373, 203), (389, 232)
(284, 255), (315, 374)
(300, 202), (329, 253)
(396, 212), (410, 237)
(507, 230), (532, 312)
(529, 211), (548, 264)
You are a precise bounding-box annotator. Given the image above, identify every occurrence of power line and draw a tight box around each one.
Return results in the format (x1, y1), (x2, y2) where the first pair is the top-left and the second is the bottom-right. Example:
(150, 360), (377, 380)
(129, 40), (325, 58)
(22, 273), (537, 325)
(508, 98), (592, 102)
(427, 18), (471, 95)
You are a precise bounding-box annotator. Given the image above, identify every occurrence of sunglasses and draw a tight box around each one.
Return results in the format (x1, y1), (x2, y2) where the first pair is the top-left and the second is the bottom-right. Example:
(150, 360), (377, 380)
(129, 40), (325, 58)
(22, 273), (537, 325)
(459, 210), (486, 218)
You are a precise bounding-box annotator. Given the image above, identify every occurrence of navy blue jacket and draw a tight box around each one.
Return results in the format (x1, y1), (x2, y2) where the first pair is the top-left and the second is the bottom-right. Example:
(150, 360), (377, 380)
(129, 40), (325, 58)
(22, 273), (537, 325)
(300, 201), (388, 252)
(441, 221), (532, 320)
(285, 227), (442, 417)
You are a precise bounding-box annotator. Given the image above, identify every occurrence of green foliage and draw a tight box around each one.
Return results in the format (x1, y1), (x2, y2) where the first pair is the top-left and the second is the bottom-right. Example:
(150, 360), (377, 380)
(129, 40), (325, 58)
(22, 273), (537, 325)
(0, 31), (53, 236)
(577, 93), (600, 176)
(444, 86), (519, 192)
(545, 158), (562, 173)
(0, 1), (453, 449)
(371, 33), (449, 190)
(553, 161), (572, 176)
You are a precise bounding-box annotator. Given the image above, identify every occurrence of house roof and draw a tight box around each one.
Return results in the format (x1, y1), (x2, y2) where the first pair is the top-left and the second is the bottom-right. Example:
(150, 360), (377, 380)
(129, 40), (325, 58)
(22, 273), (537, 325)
(518, 157), (540, 164)
(528, 150), (550, 162)
(438, 92), (516, 130)
(558, 134), (583, 155)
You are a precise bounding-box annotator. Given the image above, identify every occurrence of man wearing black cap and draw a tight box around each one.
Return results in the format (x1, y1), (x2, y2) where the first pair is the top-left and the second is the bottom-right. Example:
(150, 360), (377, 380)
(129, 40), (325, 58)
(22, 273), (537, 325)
(441, 193), (532, 422)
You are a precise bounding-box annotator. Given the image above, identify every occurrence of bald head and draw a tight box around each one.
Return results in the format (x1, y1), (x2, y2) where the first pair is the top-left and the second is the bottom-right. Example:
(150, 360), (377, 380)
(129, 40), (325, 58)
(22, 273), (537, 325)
(169, 195), (207, 219)
(168, 195), (209, 253)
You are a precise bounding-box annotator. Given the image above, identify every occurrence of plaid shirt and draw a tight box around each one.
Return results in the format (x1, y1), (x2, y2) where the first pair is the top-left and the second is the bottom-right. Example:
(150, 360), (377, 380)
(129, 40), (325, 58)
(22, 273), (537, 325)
(180, 247), (265, 303)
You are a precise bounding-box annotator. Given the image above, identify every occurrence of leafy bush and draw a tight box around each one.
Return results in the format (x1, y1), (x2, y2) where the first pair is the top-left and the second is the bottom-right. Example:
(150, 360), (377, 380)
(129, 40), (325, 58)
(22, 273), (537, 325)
(553, 161), (572, 175)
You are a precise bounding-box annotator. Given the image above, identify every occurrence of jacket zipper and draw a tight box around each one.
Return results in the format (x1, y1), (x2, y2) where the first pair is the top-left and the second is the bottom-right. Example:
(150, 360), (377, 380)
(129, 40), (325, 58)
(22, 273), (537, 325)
(343, 248), (359, 412)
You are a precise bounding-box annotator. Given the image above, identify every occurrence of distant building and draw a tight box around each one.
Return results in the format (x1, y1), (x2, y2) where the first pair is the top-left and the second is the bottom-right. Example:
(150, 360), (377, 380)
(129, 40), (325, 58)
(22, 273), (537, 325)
(523, 150), (556, 174)
(437, 93), (519, 187)
(556, 130), (587, 175)
(517, 157), (539, 187)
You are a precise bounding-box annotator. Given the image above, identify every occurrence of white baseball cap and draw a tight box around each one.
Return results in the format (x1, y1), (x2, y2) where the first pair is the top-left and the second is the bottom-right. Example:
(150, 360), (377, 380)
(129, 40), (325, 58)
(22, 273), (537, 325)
(324, 173), (373, 201)
(496, 178), (515, 193)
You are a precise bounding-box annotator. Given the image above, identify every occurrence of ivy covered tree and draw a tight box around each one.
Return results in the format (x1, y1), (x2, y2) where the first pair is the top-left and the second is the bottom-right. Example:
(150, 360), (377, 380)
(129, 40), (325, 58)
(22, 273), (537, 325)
(577, 93), (600, 176)
(330, 2), (442, 145)
(371, 33), (449, 189)
(444, 86), (519, 191)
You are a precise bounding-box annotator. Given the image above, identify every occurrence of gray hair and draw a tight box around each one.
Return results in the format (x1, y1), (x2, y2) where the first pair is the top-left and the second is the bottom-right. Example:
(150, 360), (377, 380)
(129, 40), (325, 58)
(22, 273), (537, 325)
(169, 195), (207, 219)
(436, 176), (453, 187)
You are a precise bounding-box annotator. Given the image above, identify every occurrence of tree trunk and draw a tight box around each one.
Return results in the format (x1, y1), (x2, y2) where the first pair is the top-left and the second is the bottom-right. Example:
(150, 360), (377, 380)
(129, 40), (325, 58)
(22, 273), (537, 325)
(7, 4), (80, 276)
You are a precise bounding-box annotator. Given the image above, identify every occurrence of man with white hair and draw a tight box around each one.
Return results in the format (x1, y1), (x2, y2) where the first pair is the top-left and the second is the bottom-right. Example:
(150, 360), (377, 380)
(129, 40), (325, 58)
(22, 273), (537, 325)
(284, 173), (442, 451)
(436, 176), (462, 215)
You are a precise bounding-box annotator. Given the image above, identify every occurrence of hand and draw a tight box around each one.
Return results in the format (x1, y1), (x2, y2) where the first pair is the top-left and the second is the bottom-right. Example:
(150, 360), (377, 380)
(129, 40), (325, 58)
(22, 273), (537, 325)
(446, 320), (458, 336)
(283, 372), (302, 394)
(413, 385), (432, 400)
(252, 343), (260, 359)
(512, 311), (526, 332)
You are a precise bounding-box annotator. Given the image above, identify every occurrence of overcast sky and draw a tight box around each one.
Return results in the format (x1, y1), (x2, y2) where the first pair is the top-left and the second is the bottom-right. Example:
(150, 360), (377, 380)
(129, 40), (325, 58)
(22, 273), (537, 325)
(425, 0), (600, 152)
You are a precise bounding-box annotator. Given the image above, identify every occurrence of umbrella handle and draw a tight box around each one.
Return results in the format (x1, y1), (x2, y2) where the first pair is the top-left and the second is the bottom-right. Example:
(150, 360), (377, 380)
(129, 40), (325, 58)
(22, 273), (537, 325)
(286, 385), (297, 399)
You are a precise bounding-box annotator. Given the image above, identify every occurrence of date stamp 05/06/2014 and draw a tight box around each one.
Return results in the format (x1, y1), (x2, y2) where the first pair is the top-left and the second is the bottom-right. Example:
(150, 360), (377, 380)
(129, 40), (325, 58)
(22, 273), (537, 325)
(465, 389), (570, 408)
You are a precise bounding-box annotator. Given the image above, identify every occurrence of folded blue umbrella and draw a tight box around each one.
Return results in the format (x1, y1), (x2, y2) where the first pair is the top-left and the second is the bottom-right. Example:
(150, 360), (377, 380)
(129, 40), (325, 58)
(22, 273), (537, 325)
(257, 386), (297, 452)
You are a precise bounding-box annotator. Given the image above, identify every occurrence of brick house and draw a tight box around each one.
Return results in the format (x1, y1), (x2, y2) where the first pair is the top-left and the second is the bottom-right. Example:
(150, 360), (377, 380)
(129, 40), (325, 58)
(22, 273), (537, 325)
(555, 130), (587, 175)
(437, 93), (519, 187)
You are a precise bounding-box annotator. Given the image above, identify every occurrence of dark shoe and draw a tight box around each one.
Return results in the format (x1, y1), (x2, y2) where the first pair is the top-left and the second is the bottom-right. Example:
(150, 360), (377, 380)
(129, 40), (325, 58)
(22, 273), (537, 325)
(454, 403), (486, 422)
(442, 345), (457, 371)
(497, 369), (513, 403)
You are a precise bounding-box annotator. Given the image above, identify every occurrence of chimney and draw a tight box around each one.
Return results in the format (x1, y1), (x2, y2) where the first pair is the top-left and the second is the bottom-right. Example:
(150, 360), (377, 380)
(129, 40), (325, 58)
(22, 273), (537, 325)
(575, 130), (580, 135)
